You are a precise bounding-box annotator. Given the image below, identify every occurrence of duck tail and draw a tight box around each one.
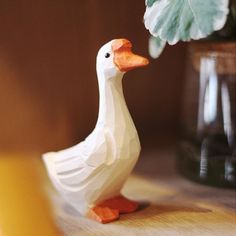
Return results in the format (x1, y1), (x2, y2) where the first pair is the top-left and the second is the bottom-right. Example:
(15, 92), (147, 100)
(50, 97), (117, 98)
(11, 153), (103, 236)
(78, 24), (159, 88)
(42, 152), (56, 173)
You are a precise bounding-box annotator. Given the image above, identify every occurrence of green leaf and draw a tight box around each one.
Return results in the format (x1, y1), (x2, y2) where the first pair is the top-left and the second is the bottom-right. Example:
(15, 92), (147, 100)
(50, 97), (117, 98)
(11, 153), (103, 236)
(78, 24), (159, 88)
(144, 0), (229, 45)
(146, 0), (159, 7)
(148, 36), (166, 58)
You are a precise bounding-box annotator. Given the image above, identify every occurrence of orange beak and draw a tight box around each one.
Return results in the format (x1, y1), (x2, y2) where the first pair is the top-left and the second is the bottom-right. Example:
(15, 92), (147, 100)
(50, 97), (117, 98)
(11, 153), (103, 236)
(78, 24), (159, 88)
(112, 39), (149, 72)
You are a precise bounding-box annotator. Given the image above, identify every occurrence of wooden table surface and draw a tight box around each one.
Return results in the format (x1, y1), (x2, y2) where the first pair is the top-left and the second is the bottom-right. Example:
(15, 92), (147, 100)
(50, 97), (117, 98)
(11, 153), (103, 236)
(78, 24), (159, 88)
(0, 149), (235, 236)
(49, 148), (236, 236)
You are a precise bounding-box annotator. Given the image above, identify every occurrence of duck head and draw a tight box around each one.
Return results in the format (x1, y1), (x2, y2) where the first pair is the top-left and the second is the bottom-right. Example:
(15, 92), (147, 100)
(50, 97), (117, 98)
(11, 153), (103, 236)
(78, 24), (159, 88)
(96, 39), (149, 79)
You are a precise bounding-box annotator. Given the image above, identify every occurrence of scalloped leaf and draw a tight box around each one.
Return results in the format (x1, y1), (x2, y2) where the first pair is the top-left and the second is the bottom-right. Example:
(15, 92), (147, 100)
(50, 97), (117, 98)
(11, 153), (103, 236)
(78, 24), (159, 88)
(144, 0), (229, 45)
(148, 36), (166, 58)
(146, 0), (159, 7)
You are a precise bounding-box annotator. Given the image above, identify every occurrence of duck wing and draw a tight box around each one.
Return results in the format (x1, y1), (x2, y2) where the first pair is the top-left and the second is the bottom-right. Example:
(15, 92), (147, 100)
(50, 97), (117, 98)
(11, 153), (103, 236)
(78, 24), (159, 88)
(43, 128), (116, 192)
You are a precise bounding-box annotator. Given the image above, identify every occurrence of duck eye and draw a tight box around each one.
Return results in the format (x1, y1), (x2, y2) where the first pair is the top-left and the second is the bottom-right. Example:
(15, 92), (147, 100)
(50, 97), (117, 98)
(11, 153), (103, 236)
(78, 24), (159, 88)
(105, 53), (110, 58)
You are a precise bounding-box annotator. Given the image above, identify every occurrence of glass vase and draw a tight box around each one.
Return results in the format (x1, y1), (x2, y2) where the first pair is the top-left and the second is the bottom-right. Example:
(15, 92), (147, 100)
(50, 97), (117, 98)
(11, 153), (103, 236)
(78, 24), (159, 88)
(177, 42), (236, 188)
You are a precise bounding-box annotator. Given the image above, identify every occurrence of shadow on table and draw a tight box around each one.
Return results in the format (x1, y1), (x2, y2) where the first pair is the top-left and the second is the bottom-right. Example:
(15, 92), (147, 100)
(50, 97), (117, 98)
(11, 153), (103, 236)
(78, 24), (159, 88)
(117, 201), (212, 226)
(62, 200), (211, 226)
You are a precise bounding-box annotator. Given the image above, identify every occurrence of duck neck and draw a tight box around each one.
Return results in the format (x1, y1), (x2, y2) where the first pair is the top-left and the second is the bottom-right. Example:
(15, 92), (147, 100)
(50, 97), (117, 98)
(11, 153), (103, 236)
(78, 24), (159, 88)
(96, 71), (130, 128)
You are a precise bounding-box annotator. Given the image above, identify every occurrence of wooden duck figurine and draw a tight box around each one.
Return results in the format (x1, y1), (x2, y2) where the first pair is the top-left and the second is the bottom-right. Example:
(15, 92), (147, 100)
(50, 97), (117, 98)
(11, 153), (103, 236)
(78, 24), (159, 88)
(43, 39), (149, 223)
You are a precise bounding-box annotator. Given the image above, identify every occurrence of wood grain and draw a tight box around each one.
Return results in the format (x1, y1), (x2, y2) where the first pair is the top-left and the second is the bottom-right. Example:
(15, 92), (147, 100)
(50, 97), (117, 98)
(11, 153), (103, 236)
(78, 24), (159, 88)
(52, 175), (236, 236)
(1, 150), (234, 236)
(47, 149), (236, 236)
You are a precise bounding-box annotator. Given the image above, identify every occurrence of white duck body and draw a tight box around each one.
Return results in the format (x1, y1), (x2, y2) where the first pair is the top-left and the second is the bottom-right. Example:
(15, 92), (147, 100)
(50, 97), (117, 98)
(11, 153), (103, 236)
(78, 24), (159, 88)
(43, 39), (148, 215)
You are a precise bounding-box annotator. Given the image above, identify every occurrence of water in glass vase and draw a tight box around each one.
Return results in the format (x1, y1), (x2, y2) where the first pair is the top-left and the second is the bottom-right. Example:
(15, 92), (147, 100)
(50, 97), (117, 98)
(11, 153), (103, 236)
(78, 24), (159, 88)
(178, 42), (236, 188)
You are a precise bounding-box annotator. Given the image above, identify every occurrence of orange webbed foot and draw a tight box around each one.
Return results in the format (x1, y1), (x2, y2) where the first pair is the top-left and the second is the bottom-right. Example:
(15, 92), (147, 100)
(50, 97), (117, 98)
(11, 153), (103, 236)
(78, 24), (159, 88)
(87, 206), (119, 224)
(99, 195), (139, 214)
(88, 196), (139, 223)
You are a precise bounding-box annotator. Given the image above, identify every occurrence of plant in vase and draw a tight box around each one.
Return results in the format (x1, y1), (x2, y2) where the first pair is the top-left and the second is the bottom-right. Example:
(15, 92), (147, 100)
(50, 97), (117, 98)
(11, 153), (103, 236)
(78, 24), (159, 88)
(143, 0), (236, 188)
